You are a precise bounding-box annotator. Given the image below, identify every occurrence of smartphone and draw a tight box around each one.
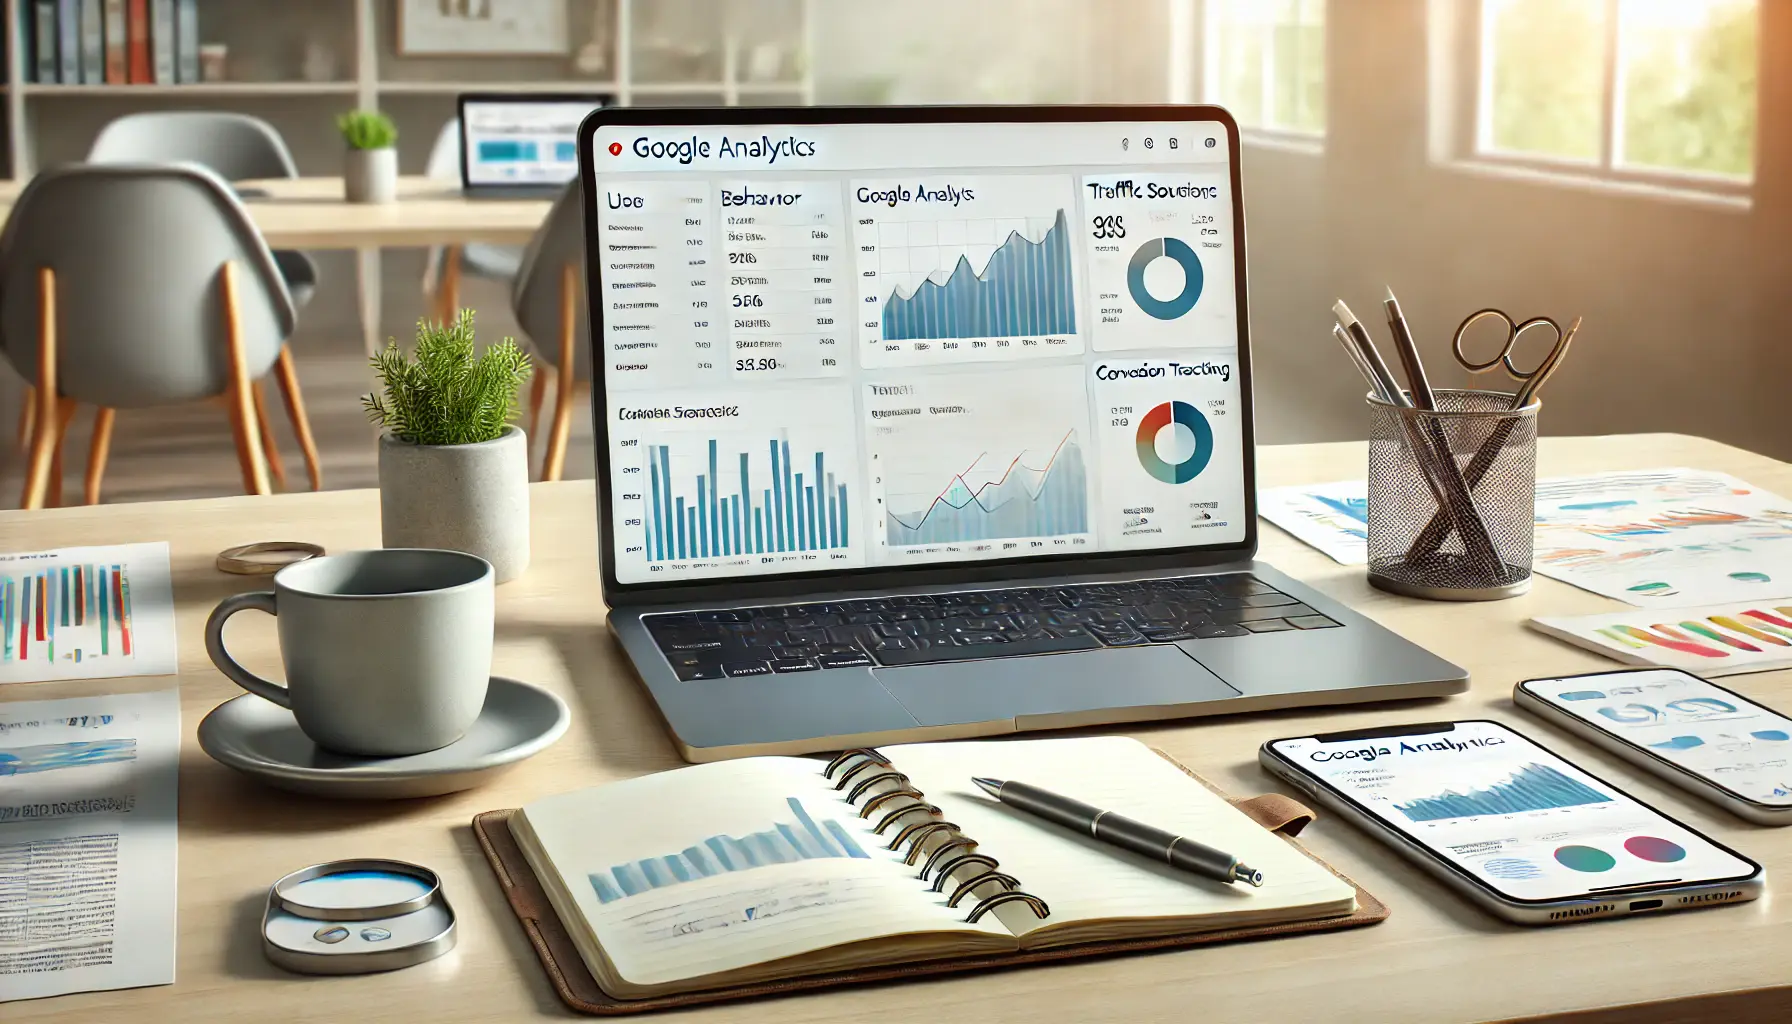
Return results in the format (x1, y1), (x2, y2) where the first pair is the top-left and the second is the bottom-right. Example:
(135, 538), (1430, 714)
(1260, 720), (1763, 925)
(1517, 668), (1792, 825)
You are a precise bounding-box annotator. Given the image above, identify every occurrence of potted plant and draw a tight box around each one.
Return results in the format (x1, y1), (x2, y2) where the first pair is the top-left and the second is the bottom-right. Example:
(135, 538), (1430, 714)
(366, 310), (534, 583)
(338, 109), (398, 204)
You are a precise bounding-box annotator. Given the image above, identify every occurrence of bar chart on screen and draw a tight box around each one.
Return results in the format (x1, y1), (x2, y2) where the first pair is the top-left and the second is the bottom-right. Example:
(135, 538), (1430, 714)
(0, 543), (177, 684)
(851, 174), (1085, 367)
(610, 388), (864, 582)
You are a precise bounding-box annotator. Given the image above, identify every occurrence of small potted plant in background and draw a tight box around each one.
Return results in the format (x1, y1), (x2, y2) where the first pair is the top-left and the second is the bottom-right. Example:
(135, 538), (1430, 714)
(366, 310), (534, 582)
(338, 109), (398, 204)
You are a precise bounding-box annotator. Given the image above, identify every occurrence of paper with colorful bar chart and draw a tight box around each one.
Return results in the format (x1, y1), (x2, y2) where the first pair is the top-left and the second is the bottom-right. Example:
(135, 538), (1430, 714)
(1530, 601), (1792, 677)
(1261, 469), (1792, 606)
(1530, 468), (1792, 606)
(0, 543), (177, 684)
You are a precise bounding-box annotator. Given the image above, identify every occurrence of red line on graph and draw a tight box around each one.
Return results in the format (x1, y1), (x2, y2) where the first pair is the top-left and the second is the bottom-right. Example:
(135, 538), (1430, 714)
(892, 430), (1076, 532)
(114, 570), (131, 656)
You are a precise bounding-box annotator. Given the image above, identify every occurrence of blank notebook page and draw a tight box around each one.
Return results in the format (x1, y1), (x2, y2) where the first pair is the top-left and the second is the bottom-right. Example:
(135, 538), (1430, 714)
(883, 736), (1356, 930)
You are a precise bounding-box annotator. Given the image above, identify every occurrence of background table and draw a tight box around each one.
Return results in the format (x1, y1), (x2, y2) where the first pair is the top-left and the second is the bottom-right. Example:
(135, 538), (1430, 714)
(0, 175), (554, 354)
(7, 433), (1792, 1023)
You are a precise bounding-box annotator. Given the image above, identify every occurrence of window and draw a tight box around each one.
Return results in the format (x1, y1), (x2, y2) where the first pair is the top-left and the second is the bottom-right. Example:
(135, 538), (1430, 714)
(1201, 0), (1326, 136)
(1477, 0), (1757, 184)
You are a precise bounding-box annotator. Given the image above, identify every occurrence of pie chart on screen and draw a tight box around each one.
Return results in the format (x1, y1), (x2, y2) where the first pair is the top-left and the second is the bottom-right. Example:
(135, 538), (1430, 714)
(1624, 836), (1687, 863)
(1135, 401), (1213, 484)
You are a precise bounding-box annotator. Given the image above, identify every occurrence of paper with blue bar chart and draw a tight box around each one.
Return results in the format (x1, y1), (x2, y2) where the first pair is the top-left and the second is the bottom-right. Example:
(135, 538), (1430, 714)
(0, 689), (180, 1001)
(515, 758), (1011, 990)
(0, 543), (177, 685)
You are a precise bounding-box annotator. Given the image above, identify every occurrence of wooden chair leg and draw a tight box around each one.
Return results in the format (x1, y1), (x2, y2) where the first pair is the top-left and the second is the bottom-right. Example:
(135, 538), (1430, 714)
(20, 268), (59, 511)
(272, 347), (322, 491)
(46, 398), (76, 508)
(220, 261), (271, 496)
(15, 383), (33, 452)
(542, 263), (578, 482)
(251, 380), (288, 489)
(527, 364), (551, 459)
(85, 407), (115, 505)
(437, 245), (462, 324)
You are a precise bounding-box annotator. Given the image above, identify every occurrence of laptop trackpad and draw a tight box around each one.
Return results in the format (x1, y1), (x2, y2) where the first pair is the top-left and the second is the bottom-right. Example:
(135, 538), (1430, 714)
(873, 646), (1240, 728)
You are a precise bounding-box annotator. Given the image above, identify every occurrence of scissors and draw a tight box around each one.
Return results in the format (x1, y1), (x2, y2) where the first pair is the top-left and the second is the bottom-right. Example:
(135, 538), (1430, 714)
(1451, 308), (1580, 408)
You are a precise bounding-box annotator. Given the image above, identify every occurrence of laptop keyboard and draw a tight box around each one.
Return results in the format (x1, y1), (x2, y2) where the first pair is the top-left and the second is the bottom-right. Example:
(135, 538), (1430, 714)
(643, 573), (1342, 681)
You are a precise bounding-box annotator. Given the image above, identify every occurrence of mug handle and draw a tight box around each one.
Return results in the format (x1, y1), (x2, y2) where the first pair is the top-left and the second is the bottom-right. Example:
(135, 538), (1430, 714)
(204, 591), (289, 709)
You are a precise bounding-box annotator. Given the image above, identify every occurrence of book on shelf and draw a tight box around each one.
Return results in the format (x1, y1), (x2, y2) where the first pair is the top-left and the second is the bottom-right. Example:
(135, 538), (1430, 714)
(508, 736), (1360, 1001)
(56, 0), (80, 83)
(125, 0), (149, 84)
(33, 0), (57, 83)
(148, 0), (174, 84)
(79, 0), (104, 84)
(174, 0), (197, 83)
(102, 0), (126, 84)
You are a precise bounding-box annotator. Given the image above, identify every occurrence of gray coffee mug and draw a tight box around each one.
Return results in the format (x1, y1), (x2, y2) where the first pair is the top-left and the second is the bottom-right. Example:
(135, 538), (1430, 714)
(205, 549), (494, 757)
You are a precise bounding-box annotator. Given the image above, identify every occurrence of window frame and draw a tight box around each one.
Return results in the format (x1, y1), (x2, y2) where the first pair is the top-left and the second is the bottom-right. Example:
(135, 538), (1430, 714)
(1174, 0), (1327, 145)
(1464, 0), (1755, 196)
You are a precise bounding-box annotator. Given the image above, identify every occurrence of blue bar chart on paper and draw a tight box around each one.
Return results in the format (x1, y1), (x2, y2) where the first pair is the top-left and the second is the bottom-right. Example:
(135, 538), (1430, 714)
(589, 797), (870, 904)
(1393, 764), (1614, 823)
(644, 435), (852, 562)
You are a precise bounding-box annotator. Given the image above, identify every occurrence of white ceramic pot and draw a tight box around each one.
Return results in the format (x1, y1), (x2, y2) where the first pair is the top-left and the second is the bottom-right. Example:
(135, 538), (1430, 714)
(379, 426), (531, 583)
(344, 146), (397, 204)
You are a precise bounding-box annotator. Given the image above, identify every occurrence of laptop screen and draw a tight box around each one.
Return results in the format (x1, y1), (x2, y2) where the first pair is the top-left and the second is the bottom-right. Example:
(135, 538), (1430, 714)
(585, 112), (1249, 588)
(462, 97), (607, 187)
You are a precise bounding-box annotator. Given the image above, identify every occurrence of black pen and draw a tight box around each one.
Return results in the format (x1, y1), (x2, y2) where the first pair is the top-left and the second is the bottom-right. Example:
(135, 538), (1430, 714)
(972, 777), (1263, 887)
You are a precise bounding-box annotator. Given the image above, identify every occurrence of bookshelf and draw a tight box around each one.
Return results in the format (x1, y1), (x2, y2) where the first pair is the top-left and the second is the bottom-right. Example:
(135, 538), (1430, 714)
(1, 0), (816, 177)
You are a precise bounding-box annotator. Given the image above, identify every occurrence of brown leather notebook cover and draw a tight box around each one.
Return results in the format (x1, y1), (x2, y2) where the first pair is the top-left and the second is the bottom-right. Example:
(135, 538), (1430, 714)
(472, 748), (1389, 1015)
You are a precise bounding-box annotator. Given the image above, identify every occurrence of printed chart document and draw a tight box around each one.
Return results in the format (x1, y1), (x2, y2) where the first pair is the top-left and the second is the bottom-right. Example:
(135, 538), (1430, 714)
(1530, 600), (1792, 678)
(1261, 470), (1792, 606)
(0, 543), (178, 685)
(0, 689), (179, 1002)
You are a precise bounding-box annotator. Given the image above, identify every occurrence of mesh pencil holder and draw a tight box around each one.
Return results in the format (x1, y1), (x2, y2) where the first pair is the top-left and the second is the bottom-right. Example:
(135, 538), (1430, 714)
(1366, 389), (1537, 601)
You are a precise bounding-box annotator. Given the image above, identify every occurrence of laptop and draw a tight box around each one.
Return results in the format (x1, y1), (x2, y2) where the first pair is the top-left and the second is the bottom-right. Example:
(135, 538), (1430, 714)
(458, 92), (611, 198)
(575, 105), (1468, 762)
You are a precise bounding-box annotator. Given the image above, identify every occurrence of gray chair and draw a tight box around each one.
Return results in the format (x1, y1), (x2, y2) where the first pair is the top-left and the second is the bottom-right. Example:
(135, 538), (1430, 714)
(1, 164), (317, 508)
(423, 118), (526, 321)
(510, 181), (588, 481)
(88, 111), (319, 308)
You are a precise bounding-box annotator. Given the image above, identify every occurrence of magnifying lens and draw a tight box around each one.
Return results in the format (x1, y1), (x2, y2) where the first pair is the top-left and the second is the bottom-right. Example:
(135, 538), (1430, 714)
(262, 860), (456, 975)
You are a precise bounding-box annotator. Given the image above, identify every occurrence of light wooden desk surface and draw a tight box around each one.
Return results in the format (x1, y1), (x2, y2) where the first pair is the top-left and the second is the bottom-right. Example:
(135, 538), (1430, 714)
(0, 175), (551, 248)
(7, 433), (1792, 1023)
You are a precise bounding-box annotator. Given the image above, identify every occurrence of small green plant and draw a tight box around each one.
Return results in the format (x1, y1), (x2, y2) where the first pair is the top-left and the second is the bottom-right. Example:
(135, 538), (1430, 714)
(364, 310), (532, 446)
(337, 109), (397, 150)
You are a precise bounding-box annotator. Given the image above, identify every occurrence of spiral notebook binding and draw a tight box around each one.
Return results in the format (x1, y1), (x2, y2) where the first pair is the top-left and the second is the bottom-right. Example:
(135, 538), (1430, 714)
(824, 749), (1050, 925)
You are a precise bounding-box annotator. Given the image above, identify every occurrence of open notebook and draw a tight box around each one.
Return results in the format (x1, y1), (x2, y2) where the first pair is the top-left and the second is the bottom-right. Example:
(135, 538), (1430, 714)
(510, 736), (1358, 1000)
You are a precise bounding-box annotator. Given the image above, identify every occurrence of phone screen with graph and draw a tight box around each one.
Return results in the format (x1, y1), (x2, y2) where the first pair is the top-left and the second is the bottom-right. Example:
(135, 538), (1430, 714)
(1266, 720), (1758, 903)
(1521, 669), (1792, 807)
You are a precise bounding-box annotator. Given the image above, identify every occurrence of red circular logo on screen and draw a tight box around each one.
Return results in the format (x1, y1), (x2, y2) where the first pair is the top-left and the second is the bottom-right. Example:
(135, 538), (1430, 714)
(607, 142), (623, 156)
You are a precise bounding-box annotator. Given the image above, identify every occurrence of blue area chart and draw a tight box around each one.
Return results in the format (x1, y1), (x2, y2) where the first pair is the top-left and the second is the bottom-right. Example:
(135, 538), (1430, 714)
(881, 210), (1077, 341)
(1392, 764), (1613, 822)
(1127, 237), (1204, 320)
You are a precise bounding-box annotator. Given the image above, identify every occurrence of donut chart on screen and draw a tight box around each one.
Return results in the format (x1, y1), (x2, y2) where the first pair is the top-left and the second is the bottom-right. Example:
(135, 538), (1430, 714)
(1135, 401), (1213, 484)
(1126, 237), (1204, 320)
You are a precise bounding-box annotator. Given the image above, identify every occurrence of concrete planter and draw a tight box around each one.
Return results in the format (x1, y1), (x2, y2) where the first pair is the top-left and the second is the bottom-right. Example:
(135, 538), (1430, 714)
(379, 426), (531, 583)
(344, 146), (397, 204)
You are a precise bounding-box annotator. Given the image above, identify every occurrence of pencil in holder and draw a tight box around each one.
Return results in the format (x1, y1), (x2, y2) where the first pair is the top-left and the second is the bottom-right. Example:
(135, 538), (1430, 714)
(1365, 389), (1537, 601)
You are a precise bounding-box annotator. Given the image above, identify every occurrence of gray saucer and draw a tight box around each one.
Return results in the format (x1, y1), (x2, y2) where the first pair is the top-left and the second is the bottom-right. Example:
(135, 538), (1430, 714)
(198, 677), (570, 799)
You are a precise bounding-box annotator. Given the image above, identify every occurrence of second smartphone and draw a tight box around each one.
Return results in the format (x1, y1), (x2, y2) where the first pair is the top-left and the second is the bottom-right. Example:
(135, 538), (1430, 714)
(1517, 667), (1792, 825)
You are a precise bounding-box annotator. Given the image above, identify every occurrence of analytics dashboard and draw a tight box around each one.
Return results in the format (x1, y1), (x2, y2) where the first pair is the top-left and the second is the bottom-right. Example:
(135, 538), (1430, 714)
(464, 98), (607, 186)
(587, 119), (1248, 585)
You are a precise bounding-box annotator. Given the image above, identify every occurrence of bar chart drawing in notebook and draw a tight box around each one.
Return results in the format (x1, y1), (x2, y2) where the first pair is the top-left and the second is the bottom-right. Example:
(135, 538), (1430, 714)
(588, 798), (870, 904)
